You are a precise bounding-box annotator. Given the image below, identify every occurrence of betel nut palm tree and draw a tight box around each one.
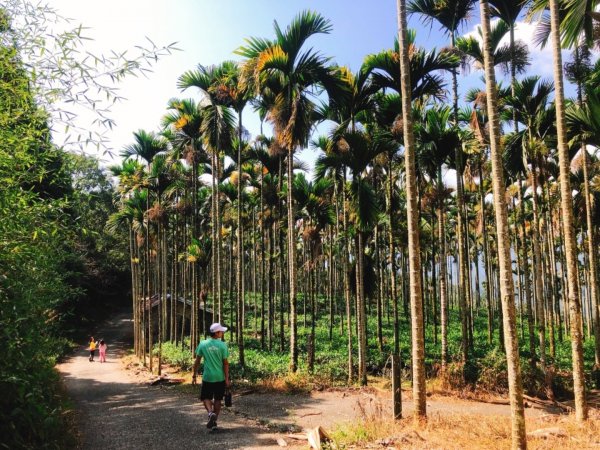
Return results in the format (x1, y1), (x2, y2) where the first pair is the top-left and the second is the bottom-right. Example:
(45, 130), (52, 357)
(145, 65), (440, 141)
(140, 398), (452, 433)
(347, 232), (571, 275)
(236, 10), (342, 372)
(414, 106), (461, 371)
(396, 0), (426, 420)
(567, 87), (600, 370)
(364, 29), (459, 371)
(408, 0), (476, 366)
(456, 19), (529, 76)
(479, 0), (527, 447)
(504, 76), (555, 376)
(201, 60), (251, 368)
(313, 134), (356, 382)
(121, 129), (168, 372)
(178, 63), (237, 325)
(546, 0), (589, 422)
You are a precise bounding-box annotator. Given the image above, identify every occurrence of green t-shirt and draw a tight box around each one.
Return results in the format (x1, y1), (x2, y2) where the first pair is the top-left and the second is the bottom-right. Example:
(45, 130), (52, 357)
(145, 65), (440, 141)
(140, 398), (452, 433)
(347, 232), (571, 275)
(195, 337), (229, 382)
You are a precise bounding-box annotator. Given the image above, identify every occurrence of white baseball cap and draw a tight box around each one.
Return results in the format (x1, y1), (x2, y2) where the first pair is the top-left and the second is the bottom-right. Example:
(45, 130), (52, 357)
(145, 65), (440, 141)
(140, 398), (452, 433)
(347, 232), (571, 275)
(209, 322), (228, 333)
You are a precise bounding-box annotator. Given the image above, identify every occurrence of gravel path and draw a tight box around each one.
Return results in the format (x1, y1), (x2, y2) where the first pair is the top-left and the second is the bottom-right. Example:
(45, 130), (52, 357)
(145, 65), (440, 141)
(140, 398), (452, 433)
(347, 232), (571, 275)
(57, 312), (282, 450)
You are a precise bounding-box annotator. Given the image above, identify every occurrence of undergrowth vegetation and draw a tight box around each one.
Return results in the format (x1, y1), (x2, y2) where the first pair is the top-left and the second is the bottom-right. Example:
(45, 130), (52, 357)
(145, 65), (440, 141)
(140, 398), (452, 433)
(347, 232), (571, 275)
(155, 292), (595, 398)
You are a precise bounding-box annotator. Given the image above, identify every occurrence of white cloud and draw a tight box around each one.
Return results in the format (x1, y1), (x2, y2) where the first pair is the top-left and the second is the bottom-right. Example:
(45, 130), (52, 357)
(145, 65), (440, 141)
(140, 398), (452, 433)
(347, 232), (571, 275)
(511, 21), (555, 78)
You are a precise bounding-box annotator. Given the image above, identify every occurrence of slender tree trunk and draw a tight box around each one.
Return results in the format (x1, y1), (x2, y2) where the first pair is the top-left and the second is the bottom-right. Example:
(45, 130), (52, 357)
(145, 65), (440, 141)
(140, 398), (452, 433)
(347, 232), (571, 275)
(530, 159), (547, 371)
(438, 168), (449, 370)
(145, 196), (152, 371)
(211, 151), (218, 319)
(328, 225), (335, 341)
(479, 162), (494, 345)
(480, 0), (527, 446)
(237, 114), (245, 368)
(129, 227), (138, 356)
(268, 223), (275, 351)
(574, 53), (600, 365)
(375, 224), (383, 351)
(450, 30), (470, 366)
(387, 159), (400, 355)
(582, 143), (600, 368)
(549, 0), (588, 421)
(517, 180), (536, 368)
(216, 154), (223, 322)
(397, 0), (425, 419)
(342, 172), (353, 383)
(260, 169), (266, 349)
(287, 150), (298, 372)
(357, 229), (367, 386)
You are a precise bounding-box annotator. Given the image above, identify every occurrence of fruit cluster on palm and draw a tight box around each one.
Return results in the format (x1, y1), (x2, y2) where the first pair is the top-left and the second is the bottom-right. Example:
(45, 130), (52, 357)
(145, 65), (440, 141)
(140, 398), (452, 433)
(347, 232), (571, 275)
(109, 4), (600, 446)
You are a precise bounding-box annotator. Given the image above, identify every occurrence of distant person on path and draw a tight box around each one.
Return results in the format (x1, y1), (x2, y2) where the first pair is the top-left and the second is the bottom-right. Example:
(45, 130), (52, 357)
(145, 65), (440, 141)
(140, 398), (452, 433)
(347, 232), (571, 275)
(98, 339), (107, 363)
(192, 323), (230, 430)
(88, 337), (96, 362)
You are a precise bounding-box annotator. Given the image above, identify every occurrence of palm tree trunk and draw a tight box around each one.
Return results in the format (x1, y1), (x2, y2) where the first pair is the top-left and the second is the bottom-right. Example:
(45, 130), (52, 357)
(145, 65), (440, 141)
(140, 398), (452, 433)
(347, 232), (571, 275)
(479, 0), (527, 446)
(252, 214), (257, 335)
(216, 154), (223, 322)
(287, 150), (298, 372)
(516, 178), (536, 368)
(237, 115), (245, 368)
(180, 234), (187, 348)
(211, 151), (218, 319)
(582, 145), (600, 367)
(438, 168), (449, 370)
(268, 222), (275, 351)
(479, 170), (494, 344)
(129, 227), (138, 356)
(357, 229), (367, 386)
(328, 225), (335, 340)
(260, 169), (266, 349)
(449, 30), (470, 366)
(397, 0), (426, 419)
(171, 219), (177, 342)
(375, 224), (383, 352)
(548, 0), (588, 421)
(145, 193), (153, 371)
(342, 172), (354, 383)
(574, 51), (600, 364)
(387, 159), (400, 355)
(530, 159), (547, 371)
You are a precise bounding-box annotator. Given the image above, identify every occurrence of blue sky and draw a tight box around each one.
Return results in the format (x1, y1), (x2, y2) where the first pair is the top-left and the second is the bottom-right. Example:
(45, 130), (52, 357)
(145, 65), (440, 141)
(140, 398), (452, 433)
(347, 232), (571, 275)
(48, 0), (564, 168)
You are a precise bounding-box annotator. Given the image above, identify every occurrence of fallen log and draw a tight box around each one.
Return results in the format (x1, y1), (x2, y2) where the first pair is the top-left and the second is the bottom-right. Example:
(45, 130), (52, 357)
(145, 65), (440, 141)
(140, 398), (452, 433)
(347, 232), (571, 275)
(149, 376), (184, 386)
(523, 395), (572, 412)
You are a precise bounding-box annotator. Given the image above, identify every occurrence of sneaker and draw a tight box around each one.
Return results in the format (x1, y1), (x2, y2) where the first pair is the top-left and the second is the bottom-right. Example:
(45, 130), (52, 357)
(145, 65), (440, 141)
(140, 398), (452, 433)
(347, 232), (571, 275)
(206, 412), (217, 429)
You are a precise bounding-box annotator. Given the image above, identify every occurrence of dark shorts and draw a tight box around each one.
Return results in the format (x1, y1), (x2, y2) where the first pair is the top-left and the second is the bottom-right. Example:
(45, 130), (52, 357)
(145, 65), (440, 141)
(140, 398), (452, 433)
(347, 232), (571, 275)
(200, 381), (226, 401)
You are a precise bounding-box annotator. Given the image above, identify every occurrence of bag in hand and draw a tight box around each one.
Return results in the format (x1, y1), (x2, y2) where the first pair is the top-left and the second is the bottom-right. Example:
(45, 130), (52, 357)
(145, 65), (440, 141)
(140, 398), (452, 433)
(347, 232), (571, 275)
(224, 388), (232, 407)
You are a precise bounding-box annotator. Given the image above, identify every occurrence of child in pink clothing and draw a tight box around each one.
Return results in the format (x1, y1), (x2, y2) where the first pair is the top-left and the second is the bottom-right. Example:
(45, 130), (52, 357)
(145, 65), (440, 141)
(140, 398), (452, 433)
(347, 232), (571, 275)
(99, 339), (108, 363)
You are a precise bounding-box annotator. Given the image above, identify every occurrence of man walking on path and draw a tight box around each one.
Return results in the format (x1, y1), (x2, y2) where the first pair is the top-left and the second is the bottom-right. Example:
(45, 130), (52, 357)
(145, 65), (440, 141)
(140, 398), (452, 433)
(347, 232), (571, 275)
(192, 323), (231, 430)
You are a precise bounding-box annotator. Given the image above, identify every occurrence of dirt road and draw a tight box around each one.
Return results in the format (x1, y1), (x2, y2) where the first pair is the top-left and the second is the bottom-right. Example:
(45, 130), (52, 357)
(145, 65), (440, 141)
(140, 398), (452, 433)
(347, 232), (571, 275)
(57, 311), (555, 449)
(57, 312), (283, 449)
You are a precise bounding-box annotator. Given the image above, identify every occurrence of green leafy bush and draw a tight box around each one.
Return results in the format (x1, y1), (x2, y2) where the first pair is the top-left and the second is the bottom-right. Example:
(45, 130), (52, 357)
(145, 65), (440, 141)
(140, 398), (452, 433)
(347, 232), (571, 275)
(155, 340), (195, 370)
